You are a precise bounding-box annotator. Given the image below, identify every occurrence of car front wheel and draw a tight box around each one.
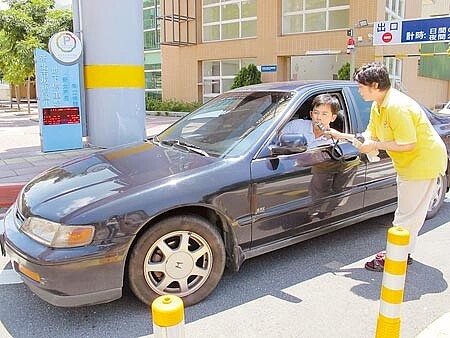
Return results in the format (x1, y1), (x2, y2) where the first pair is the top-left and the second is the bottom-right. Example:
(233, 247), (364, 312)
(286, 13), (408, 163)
(128, 214), (225, 307)
(426, 174), (447, 219)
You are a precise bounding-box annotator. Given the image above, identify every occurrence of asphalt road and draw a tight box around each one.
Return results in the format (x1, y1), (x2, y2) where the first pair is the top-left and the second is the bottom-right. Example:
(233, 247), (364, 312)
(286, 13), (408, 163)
(1, 193), (450, 338)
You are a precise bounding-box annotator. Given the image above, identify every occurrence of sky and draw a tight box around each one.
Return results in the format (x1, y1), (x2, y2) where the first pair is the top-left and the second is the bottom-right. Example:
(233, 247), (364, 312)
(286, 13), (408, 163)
(0, 0), (72, 10)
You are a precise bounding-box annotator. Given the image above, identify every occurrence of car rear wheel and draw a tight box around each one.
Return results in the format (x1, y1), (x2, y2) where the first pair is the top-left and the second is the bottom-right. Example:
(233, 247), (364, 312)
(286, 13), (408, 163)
(426, 174), (447, 219)
(128, 214), (225, 307)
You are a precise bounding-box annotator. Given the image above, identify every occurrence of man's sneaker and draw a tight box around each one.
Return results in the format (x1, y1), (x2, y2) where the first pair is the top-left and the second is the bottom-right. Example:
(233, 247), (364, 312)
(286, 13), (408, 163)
(366, 251), (413, 272)
(365, 256), (385, 272)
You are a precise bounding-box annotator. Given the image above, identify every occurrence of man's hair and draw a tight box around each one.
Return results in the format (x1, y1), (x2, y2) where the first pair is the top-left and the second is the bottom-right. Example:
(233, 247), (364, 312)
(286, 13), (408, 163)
(353, 62), (391, 90)
(312, 94), (341, 114)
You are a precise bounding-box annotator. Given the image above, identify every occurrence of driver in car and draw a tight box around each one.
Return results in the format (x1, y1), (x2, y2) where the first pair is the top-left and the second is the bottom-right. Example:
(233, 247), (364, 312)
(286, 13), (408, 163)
(281, 93), (341, 147)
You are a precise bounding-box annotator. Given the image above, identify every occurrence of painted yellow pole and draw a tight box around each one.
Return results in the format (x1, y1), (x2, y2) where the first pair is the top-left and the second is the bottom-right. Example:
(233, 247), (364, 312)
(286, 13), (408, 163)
(80, 0), (146, 148)
(376, 226), (410, 338)
(151, 295), (185, 338)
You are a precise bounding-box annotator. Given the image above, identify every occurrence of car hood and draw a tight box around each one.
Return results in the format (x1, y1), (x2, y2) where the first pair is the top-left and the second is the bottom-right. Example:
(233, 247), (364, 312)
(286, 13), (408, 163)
(19, 141), (218, 220)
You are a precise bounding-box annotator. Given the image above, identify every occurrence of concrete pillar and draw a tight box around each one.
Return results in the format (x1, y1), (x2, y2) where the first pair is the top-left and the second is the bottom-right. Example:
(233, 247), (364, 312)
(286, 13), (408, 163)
(81, 0), (145, 148)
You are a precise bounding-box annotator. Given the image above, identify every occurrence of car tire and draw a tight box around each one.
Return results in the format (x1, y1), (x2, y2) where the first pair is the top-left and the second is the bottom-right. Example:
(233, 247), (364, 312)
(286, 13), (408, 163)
(426, 174), (447, 219)
(128, 214), (225, 307)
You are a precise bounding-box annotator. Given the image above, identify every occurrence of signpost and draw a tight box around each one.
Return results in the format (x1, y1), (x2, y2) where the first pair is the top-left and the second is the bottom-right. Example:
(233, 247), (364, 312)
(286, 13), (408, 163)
(34, 31), (83, 152)
(373, 16), (450, 46)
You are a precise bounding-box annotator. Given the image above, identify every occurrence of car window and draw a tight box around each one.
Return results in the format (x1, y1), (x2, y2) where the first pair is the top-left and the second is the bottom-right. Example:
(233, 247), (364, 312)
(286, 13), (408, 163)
(157, 91), (293, 158)
(348, 86), (372, 129)
(277, 91), (348, 148)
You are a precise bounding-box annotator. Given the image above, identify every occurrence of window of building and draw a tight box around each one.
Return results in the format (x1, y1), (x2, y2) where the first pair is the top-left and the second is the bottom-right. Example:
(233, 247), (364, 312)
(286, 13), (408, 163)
(145, 51), (162, 99)
(282, 0), (349, 34)
(384, 57), (403, 91)
(202, 0), (257, 42)
(202, 58), (256, 102)
(144, 1), (161, 99)
(144, 1), (161, 50)
(385, 0), (405, 20)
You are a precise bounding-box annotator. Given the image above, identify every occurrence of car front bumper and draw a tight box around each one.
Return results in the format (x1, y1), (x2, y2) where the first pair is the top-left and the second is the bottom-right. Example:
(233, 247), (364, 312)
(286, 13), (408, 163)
(2, 205), (130, 307)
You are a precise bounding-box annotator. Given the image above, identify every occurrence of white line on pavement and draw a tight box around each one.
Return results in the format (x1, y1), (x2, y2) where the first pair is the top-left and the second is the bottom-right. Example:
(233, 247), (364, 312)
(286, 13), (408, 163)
(0, 269), (23, 285)
(0, 321), (13, 338)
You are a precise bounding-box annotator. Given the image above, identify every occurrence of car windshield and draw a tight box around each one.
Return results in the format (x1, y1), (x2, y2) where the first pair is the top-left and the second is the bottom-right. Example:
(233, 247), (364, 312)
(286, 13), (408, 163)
(155, 91), (293, 157)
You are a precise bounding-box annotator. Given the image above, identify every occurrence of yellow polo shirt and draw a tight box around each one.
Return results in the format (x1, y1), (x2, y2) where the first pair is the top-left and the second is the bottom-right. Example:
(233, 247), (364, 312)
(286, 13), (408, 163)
(367, 88), (447, 180)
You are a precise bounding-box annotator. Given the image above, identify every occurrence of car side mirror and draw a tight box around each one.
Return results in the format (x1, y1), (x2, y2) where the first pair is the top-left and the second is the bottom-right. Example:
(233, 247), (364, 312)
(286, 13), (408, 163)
(328, 141), (360, 162)
(269, 134), (308, 155)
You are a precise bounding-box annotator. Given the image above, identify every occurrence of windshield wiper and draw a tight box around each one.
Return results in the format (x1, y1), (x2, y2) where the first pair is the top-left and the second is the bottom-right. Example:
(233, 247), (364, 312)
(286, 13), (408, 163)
(161, 139), (210, 157)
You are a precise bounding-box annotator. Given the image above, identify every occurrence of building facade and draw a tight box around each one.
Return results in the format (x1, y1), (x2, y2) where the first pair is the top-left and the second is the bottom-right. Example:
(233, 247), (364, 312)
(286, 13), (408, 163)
(143, 0), (162, 99)
(150, 0), (449, 108)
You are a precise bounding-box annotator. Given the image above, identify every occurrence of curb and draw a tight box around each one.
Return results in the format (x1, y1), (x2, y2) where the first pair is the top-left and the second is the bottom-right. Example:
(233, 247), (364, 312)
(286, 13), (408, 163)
(0, 183), (25, 208)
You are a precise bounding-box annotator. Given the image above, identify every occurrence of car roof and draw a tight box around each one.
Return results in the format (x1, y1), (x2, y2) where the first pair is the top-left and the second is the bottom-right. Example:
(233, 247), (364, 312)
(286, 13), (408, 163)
(230, 80), (357, 93)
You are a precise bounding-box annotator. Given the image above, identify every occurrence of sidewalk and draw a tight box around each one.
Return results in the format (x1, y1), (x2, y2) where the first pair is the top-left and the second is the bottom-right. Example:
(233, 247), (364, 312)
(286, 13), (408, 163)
(0, 102), (181, 208)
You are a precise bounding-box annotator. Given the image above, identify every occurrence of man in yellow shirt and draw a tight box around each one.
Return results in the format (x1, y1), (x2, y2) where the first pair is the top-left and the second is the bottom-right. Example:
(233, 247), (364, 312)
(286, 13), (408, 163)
(353, 63), (447, 271)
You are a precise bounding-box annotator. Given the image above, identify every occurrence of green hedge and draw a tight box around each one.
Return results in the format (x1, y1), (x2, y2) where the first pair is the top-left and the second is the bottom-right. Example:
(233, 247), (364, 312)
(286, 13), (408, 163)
(146, 98), (201, 112)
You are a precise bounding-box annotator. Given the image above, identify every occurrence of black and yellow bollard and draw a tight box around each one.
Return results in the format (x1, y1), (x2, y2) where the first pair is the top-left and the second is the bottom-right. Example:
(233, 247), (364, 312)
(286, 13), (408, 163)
(151, 295), (185, 338)
(376, 226), (410, 338)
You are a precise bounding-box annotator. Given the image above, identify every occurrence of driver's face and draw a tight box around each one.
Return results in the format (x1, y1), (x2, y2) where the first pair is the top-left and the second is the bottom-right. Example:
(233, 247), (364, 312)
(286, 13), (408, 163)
(310, 104), (336, 128)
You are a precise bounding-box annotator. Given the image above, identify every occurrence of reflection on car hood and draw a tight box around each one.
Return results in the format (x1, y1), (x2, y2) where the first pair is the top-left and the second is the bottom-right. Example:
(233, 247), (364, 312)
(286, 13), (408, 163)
(19, 141), (217, 219)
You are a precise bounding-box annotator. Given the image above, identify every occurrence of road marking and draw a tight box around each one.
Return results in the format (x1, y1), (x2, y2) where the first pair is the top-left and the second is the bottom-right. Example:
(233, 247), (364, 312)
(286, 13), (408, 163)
(0, 269), (23, 285)
(0, 321), (13, 338)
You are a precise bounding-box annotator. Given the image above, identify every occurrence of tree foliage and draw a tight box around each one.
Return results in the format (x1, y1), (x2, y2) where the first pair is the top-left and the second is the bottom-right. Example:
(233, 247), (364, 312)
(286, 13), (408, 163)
(230, 64), (262, 89)
(0, 0), (72, 85)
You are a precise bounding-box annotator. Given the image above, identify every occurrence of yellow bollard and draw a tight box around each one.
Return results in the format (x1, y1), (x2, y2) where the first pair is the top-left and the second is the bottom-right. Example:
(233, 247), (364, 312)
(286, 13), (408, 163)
(376, 226), (410, 338)
(151, 295), (185, 338)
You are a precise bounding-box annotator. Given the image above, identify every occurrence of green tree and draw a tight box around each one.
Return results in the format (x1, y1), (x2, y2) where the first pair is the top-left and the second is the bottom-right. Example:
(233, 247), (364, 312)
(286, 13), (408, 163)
(230, 63), (262, 89)
(0, 0), (72, 110)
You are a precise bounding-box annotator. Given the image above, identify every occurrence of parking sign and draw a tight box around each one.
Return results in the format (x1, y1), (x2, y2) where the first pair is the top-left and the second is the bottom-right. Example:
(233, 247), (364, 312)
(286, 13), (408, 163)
(373, 16), (450, 46)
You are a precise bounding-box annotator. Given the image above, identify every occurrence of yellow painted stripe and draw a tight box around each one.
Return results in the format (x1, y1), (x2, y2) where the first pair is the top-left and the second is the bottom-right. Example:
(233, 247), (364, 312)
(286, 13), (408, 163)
(104, 143), (152, 161)
(84, 65), (145, 89)
(384, 257), (407, 275)
(381, 285), (404, 305)
(376, 313), (401, 338)
(387, 226), (410, 245)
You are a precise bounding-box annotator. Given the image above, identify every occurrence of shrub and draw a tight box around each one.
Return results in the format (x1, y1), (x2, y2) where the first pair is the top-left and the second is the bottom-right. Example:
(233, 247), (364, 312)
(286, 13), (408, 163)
(337, 62), (358, 80)
(230, 64), (262, 89)
(146, 98), (201, 112)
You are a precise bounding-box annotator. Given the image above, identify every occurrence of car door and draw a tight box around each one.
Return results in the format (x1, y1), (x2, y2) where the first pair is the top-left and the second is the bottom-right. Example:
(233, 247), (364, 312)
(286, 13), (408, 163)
(249, 90), (366, 249)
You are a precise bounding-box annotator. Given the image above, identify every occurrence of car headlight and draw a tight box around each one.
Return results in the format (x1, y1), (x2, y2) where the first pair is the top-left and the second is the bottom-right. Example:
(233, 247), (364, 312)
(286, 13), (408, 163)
(21, 217), (95, 248)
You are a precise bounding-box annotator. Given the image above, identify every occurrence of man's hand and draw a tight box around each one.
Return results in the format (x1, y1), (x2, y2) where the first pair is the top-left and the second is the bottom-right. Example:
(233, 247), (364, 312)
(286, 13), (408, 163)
(358, 139), (378, 154)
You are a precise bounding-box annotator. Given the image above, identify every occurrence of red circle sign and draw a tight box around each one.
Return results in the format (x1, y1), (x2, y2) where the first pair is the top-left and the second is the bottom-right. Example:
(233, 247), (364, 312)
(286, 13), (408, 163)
(382, 32), (393, 43)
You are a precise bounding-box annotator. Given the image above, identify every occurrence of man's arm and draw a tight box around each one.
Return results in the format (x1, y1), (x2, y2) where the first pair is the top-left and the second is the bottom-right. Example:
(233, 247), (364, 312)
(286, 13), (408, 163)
(359, 139), (416, 153)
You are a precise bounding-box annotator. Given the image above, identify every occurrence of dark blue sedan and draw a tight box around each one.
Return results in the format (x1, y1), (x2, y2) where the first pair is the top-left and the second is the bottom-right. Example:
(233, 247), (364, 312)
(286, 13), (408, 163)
(2, 81), (449, 307)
